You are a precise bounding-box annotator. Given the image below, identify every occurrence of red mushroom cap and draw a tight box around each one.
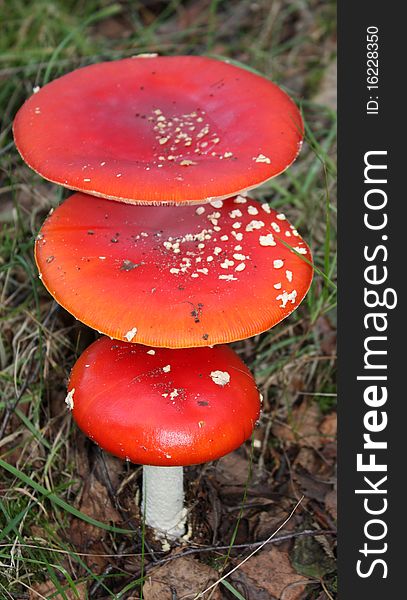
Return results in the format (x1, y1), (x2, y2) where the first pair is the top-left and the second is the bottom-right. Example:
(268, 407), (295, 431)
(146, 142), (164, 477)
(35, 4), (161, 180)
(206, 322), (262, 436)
(35, 193), (313, 348)
(14, 56), (303, 205)
(67, 337), (261, 466)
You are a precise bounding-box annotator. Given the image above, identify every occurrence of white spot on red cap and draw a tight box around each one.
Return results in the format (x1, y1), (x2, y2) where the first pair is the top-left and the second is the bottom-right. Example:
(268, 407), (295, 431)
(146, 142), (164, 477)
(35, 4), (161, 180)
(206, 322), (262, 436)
(134, 53), (159, 58)
(273, 259), (284, 269)
(180, 159), (197, 166)
(259, 233), (276, 247)
(276, 289), (298, 308)
(210, 200), (223, 208)
(248, 206), (259, 215)
(219, 274), (238, 281)
(246, 220), (265, 232)
(65, 388), (75, 410)
(294, 246), (307, 254)
(253, 154), (271, 164)
(124, 327), (138, 341)
(210, 371), (230, 386)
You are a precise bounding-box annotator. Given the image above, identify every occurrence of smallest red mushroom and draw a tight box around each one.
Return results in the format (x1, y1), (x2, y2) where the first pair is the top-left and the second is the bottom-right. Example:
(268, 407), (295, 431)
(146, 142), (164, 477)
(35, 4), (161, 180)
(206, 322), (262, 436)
(67, 337), (261, 537)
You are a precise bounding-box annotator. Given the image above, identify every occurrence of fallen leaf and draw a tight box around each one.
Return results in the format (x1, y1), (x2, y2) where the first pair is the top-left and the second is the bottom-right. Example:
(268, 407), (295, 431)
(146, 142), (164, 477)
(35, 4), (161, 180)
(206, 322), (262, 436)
(314, 60), (337, 111)
(293, 468), (332, 503)
(319, 413), (337, 440)
(291, 534), (336, 579)
(294, 447), (319, 473)
(272, 401), (323, 448)
(143, 554), (222, 599)
(325, 489), (337, 521)
(70, 474), (121, 571)
(214, 450), (251, 487)
(29, 581), (87, 599)
(253, 502), (296, 540)
(230, 546), (309, 600)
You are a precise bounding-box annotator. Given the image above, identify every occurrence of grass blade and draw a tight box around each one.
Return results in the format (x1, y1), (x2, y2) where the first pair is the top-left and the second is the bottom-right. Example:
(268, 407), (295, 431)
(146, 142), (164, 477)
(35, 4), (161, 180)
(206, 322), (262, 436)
(0, 459), (133, 534)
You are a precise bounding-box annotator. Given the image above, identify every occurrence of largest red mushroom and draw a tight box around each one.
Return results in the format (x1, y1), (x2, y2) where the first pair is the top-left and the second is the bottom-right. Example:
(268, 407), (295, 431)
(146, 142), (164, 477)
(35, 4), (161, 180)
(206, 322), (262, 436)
(13, 55), (303, 205)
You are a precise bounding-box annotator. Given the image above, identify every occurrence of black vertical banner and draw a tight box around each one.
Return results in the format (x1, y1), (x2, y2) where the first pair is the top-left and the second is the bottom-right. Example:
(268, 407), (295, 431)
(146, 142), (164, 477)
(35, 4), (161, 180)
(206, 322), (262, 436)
(338, 2), (404, 597)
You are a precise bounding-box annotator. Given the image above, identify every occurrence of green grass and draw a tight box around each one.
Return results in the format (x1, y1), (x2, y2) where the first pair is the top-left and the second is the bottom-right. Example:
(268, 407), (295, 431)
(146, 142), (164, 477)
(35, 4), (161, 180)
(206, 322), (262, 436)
(1, 1), (336, 598)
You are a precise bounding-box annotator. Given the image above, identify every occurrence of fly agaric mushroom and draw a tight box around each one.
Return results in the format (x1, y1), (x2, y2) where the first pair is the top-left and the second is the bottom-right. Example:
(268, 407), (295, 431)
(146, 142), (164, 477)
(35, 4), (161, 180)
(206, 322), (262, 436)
(67, 337), (261, 538)
(35, 193), (312, 348)
(13, 56), (303, 205)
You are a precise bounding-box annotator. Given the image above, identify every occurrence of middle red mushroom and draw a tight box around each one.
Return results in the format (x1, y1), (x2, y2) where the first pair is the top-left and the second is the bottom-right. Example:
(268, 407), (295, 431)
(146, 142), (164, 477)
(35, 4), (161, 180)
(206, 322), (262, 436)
(35, 193), (312, 348)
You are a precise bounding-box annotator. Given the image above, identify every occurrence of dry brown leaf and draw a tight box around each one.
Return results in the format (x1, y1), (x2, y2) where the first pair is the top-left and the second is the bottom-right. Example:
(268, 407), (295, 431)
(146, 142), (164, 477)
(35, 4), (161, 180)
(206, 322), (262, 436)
(94, 16), (131, 39)
(314, 60), (337, 111)
(273, 401), (322, 448)
(214, 450), (250, 487)
(29, 580), (87, 599)
(230, 546), (309, 600)
(294, 447), (319, 473)
(77, 475), (120, 523)
(314, 315), (337, 356)
(293, 469), (332, 503)
(325, 489), (337, 521)
(319, 413), (337, 440)
(69, 474), (121, 571)
(254, 502), (296, 540)
(101, 452), (124, 488)
(143, 554), (222, 600)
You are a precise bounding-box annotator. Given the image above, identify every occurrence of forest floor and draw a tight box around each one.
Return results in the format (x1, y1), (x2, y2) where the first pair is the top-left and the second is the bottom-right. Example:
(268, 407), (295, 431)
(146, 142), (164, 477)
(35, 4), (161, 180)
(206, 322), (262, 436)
(0, 1), (337, 598)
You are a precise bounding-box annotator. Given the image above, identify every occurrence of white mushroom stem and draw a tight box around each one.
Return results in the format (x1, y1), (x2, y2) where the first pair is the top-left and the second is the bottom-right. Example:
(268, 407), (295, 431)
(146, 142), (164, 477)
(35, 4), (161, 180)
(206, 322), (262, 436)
(142, 465), (186, 538)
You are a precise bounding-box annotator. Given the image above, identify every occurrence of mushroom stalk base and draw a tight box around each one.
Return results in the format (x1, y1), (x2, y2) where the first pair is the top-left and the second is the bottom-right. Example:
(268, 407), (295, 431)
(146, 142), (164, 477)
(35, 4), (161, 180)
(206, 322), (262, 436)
(142, 465), (186, 539)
